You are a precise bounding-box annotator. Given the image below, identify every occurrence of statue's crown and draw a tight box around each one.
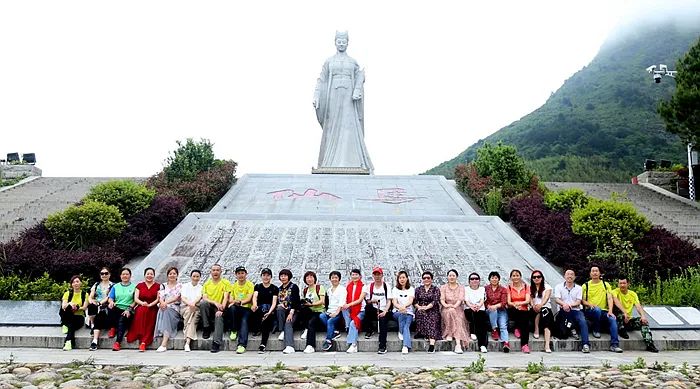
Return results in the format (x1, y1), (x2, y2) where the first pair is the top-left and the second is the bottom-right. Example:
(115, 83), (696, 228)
(335, 30), (349, 40)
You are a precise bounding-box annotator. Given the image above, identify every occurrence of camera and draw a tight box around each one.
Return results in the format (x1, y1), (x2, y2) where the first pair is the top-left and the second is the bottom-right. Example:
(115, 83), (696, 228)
(303, 297), (314, 305)
(654, 73), (662, 83)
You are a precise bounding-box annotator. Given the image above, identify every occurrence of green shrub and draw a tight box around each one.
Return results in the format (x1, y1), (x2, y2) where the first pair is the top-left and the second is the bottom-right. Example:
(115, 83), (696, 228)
(86, 180), (155, 217)
(637, 267), (700, 306)
(0, 273), (70, 301)
(587, 234), (640, 282)
(484, 188), (503, 216)
(164, 138), (217, 183)
(45, 200), (126, 249)
(474, 142), (533, 196)
(544, 188), (590, 211)
(571, 199), (651, 244)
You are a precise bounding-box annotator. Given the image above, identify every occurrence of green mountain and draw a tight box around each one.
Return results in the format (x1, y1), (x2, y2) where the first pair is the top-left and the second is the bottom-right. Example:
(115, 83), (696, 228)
(426, 17), (700, 182)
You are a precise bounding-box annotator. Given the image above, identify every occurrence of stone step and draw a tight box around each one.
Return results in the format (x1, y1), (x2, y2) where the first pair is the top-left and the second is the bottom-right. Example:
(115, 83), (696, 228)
(1, 326), (697, 353)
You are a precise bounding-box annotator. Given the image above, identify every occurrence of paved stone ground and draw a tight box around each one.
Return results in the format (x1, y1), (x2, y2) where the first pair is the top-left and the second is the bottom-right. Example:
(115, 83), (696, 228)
(1, 348), (700, 388)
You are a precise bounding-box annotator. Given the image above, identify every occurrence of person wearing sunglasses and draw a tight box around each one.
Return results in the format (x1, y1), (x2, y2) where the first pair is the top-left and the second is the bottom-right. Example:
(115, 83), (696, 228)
(87, 267), (114, 351)
(464, 272), (489, 353)
(414, 271), (441, 352)
(530, 270), (553, 353)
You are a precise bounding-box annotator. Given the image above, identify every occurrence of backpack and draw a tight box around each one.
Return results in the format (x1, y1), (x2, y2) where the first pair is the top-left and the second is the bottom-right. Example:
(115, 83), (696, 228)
(60, 289), (86, 315)
(583, 280), (610, 310)
(369, 282), (388, 310)
(303, 284), (329, 310)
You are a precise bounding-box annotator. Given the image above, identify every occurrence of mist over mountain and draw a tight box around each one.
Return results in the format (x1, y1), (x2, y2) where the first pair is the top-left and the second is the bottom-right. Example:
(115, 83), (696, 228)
(426, 10), (700, 182)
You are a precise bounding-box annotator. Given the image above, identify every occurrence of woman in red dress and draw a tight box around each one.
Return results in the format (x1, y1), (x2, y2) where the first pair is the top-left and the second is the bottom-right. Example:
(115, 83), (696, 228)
(126, 267), (160, 351)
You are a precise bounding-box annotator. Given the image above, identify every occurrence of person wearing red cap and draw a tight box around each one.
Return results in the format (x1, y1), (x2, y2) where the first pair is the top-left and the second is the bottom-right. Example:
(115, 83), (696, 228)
(362, 266), (392, 354)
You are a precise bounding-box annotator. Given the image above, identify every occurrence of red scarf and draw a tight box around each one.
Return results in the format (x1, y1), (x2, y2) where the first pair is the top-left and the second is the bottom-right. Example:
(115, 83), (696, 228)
(346, 280), (364, 331)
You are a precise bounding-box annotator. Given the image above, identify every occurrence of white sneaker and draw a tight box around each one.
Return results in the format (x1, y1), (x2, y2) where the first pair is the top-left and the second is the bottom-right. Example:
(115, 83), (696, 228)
(156, 346), (166, 353)
(454, 345), (463, 354)
(470, 334), (477, 341)
(346, 344), (358, 353)
(301, 329), (308, 340)
(282, 346), (295, 354)
(303, 345), (315, 353)
(278, 332), (285, 341)
(184, 343), (191, 352)
(398, 332), (404, 341)
(401, 346), (408, 354)
(480, 345), (488, 353)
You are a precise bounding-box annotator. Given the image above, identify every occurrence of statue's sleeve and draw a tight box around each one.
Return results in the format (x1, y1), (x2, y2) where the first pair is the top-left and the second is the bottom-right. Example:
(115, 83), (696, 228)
(353, 62), (364, 96)
(314, 61), (329, 102)
(314, 61), (330, 126)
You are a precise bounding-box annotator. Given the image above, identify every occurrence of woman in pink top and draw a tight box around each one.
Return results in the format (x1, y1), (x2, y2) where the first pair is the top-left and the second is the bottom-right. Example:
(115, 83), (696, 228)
(507, 269), (531, 353)
(440, 269), (470, 354)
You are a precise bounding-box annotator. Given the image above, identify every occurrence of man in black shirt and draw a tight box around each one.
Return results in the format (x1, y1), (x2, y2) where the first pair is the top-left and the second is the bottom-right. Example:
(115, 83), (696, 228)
(252, 268), (279, 353)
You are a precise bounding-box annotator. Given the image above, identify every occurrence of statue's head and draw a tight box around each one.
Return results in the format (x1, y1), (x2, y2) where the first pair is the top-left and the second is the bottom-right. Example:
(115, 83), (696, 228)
(335, 31), (348, 52)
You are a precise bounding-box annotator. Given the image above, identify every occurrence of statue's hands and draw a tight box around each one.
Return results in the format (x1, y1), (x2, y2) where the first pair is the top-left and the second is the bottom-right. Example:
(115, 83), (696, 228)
(313, 98), (319, 109)
(352, 91), (362, 101)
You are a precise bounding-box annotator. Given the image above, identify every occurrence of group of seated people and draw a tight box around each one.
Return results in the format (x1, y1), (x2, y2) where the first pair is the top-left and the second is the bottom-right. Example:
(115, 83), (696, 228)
(59, 263), (658, 354)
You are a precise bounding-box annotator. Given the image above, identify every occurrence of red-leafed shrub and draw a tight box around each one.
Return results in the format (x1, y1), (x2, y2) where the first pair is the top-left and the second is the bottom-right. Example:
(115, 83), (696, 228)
(114, 195), (185, 258)
(0, 225), (125, 282)
(634, 227), (700, 282)
(508, 194), (594, 281)
(147, 160), (237, 212)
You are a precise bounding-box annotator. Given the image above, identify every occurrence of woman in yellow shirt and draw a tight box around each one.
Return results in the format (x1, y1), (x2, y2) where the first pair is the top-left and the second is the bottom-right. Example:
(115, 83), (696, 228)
(60, 275), (88, 351)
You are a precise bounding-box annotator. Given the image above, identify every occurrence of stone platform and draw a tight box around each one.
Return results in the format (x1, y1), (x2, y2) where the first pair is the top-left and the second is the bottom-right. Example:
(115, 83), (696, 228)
(134, 174), (563, 285)
(2, 326), (699, 353)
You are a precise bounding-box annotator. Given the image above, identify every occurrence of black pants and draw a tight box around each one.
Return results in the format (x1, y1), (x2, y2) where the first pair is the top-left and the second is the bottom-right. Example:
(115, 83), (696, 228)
(60, 308), (84, 346)
(299, 308), (321, 348)
(256, 309), (275, 346)
(108, 307), (133, 343)
(362, 304), (389, 349)
(464, 309), (489, 348)
(508, 308), (530, 346)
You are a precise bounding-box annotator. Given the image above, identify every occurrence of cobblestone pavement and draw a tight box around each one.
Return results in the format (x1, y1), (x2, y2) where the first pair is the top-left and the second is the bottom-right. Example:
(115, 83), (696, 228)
(0, 356), (698, 388)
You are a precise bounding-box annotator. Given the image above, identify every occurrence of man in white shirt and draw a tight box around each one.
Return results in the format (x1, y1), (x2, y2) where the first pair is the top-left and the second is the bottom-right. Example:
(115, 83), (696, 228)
(319, 271), (347, 351)
(362, 266), (392, 354)
(554, 269), (590, 353)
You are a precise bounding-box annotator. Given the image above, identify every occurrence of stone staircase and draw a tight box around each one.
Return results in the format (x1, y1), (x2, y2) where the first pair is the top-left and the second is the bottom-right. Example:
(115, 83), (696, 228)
(0, 177), (139, 243)
(545, 182), (700, 246)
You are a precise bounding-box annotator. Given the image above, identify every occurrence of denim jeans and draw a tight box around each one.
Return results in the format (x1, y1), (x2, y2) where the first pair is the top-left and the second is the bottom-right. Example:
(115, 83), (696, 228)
(560, 309), (590, 345)
(392, 311), (413, 349)
(346, 311), (365, 345)
(487, 309), (509, 342)
(584, 306), (619, 346)
(319, 312), (343, 341)
(225, 305), (251, 347)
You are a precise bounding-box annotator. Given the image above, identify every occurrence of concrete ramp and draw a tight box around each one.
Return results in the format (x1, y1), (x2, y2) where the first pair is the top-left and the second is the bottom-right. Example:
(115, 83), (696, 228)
(136, 174), (563, 285)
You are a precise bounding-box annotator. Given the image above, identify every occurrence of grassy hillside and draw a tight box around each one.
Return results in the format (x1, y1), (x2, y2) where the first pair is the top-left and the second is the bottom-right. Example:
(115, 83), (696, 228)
(426, 19), (700, 182)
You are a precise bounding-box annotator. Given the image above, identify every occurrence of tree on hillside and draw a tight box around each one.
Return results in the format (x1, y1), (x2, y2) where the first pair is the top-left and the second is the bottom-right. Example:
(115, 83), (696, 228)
(658, 37), (700, 145)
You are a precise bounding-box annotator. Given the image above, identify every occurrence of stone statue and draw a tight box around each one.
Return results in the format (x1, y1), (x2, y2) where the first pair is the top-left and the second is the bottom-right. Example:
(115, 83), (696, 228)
(313, 31), (374, 174)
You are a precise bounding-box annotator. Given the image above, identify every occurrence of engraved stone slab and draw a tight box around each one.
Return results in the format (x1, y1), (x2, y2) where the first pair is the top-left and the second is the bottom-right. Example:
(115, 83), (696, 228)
(136, 214), (563, 287)
(672, 307), (700, 325)
(0, 301), (60, 326)
(645, 306), (684, 326)
(211, 174), (476, 217)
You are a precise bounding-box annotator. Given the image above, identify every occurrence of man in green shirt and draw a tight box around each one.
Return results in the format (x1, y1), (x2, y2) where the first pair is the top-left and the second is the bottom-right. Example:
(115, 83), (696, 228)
(611, 277), (658, 353)
(200, 264), (231, 353)
(226, 266), (254, 354)
(582, 265), (622, 353)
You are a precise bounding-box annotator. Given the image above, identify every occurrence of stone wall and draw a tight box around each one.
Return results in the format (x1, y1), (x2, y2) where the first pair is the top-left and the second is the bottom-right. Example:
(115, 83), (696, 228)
(0, 164), (42, 179)
(636, 171), (677, 192)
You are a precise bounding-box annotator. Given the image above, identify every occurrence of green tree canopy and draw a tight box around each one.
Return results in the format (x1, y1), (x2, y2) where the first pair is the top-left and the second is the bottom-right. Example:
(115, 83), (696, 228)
(659, 37), (700, 145)
(164, 138), (217, 182)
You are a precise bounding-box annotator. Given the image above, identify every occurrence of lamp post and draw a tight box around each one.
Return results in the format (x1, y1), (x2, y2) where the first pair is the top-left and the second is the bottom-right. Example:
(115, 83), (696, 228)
(647, 63), (696, 201)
